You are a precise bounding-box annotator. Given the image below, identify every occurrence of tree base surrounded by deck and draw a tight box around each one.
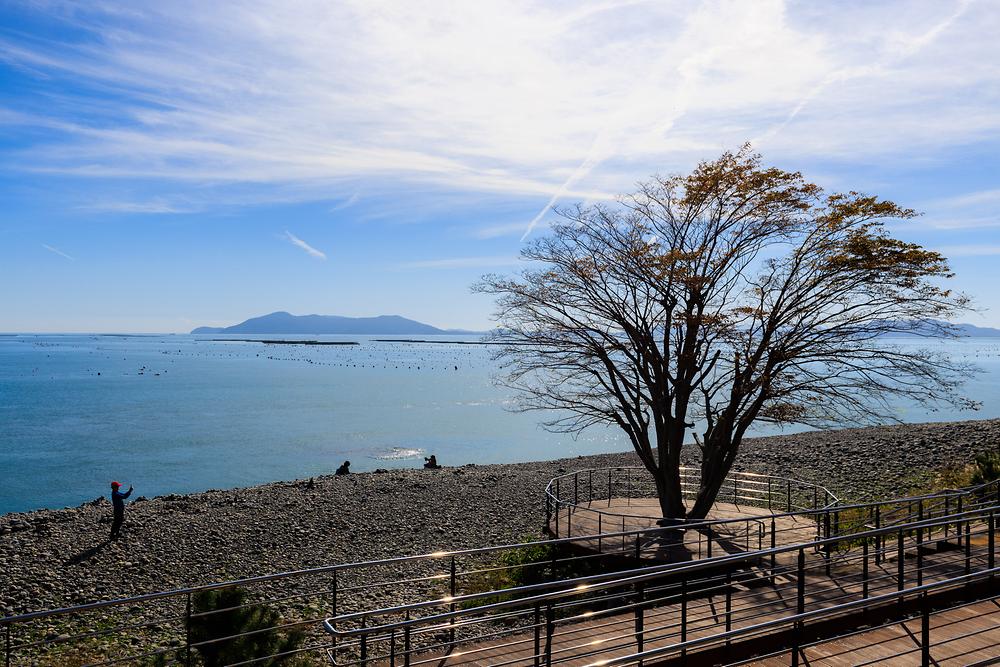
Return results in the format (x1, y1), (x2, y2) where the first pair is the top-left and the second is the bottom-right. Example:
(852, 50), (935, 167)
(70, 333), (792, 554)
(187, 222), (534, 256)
(548, 498), (820, 562)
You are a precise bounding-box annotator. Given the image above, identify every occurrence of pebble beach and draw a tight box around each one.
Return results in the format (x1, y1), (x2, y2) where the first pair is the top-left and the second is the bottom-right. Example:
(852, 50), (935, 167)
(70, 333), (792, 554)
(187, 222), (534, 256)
(2, 418), (999, 619)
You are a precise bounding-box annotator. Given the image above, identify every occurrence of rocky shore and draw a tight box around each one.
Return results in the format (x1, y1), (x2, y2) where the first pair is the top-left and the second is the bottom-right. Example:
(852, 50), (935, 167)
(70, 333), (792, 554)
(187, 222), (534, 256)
(2, 418), (999, 619)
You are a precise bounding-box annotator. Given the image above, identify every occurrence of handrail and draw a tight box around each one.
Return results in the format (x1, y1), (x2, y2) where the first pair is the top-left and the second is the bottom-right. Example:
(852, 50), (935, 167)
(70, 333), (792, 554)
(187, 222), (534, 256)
(544, 466), (841, 520)
(5, 479), (999, 666)
(548, 467), (1000, 524)
(323, 503), (1000, 637)
(586, 565), (1000, 666)
(0, 514), (762, 627)
(8, 479), (992, 630)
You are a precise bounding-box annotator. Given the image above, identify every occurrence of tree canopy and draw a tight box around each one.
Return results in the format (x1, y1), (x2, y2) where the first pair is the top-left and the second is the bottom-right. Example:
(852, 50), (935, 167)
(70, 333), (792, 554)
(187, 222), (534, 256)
(476, 146), (977, 520)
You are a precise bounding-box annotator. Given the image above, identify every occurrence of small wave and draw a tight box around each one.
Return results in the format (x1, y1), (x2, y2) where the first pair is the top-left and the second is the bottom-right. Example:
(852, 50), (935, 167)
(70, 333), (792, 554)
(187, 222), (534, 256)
(371, 447), (426, 460)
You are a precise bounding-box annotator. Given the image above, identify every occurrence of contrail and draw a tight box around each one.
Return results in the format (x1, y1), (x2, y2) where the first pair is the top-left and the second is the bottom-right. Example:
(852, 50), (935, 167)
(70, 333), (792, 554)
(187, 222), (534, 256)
(755, 0), (971, 145)
(42, 244), (75, 261)
(284, 231), (327, 260)
(520, 141), (607, 242)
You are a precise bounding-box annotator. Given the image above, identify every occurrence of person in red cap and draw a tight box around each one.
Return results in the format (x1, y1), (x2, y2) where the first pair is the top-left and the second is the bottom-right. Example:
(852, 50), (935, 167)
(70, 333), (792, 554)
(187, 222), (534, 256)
(109, 481), (133, 540)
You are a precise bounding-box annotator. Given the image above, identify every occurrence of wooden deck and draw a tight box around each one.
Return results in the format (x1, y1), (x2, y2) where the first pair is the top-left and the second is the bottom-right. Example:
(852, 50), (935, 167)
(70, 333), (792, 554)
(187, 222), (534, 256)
(406, 536), (995, 666)
(748, 598), (1000, 666)
(549, 499), (821, 563)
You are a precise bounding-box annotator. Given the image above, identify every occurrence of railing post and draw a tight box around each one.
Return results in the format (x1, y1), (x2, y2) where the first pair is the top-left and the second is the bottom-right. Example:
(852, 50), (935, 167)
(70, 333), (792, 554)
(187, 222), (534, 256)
(608, 468), (613, 506)
(5, 624), (11, 667)
(795, 545), (805, 666)
(360, 616), (368, 666)
(635, 534), (641, 560)
(965, 520), (972, 575)
(917, 500), (924, 546)
(185, 591), (193, 667)
(916, 518), (924, 587)
(862, 539), (870, 600)
(921, 596), (930, 667)
(589, 469), (594, 504)
(945, 496), (950, 539)
(875, 506), (882, 565)
(544, 603), (554, 666)
(957, 495), (964, 548)
(824, 512), (832, 576)
(554, 498), (560, 537)
(574, 472), (579, 506)
(680, 577), (688, 660)
(797, 548), (805, 615)
(770, 517), (777, 581)
(545, 493), (551, 533)
(786, 480), (792, 512)
(768, 478), (772, 510)
(331, 570), (338, 651)
(898, 529), (905, 592)
(990, 512), (996, 577)
(404, 611), (411, 667)
(533, 604), (541, 667)
(390, 630), (396, 667)
(725, 570), (733, 641)
(449, 556), (457, 643)
(634, 584), (645, 664)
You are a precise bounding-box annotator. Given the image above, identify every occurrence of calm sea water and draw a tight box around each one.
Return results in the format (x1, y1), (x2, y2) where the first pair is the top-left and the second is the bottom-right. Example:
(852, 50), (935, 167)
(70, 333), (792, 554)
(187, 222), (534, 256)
(2, 334), (999, 515)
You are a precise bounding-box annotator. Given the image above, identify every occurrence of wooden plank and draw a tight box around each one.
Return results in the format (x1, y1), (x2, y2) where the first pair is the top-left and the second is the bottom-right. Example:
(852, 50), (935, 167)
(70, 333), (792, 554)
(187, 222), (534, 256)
(749, 599), (1000, 666)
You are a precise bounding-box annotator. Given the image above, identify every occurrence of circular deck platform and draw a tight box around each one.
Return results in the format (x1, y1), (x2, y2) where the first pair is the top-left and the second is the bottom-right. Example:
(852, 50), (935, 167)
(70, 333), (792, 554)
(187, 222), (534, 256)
(548, 497), (820, 562)
(545, 467), (835, 562)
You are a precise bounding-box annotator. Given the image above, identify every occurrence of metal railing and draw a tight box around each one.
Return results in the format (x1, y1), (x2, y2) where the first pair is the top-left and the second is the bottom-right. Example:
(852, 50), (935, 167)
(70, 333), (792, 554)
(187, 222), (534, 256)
(0, 516), (798, 666)
(605, 568), (1000, 667)
(544, 467), (840, 524)
(544, 467), (839, 557)
(725, 585), (1000, 667)
(4, 477), (1000, 665)
(324, 505), (1000, 666)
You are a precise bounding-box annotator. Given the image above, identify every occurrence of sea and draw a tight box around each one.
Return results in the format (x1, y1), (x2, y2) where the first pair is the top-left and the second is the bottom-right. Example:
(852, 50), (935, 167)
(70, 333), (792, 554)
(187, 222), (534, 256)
(1, 333), (999, 515)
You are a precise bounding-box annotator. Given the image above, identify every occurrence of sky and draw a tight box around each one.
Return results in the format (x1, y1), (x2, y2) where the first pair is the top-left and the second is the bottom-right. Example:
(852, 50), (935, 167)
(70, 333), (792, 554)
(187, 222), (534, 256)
(0, 0), (998, 333)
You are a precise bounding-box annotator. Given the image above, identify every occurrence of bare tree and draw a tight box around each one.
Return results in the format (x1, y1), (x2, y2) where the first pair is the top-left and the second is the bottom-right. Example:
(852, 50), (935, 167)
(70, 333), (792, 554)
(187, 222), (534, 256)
(476, 146), (978, 521)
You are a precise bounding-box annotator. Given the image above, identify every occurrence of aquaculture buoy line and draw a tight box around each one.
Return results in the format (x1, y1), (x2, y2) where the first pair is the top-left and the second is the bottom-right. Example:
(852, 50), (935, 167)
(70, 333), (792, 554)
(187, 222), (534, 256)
(9, 335), (509, 377)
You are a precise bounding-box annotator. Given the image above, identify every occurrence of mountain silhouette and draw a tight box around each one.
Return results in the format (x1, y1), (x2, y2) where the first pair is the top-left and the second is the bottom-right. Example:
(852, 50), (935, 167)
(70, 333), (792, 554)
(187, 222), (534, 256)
(191, 311), (476, 335)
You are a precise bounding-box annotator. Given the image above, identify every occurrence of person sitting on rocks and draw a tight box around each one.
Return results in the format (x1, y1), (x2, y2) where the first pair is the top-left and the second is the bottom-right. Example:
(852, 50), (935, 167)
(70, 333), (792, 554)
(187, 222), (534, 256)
(109, 481), (133, 540)
(335, 460), (351, 475)
(423, 455), (442, 470)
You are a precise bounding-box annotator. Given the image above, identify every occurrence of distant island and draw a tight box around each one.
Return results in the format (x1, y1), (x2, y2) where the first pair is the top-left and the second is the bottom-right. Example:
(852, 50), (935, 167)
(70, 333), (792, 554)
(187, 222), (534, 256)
(191, 313), (1000, 337)
(891, 321), (1000, 338)
(191, 311), (481, 335)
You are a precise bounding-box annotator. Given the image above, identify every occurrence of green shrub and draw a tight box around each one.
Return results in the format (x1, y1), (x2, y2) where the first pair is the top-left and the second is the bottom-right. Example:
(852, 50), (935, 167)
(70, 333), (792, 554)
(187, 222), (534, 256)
(459, 537), (628, 613)
(971, 451), (1000, 486)
(189, 587), (305, 666)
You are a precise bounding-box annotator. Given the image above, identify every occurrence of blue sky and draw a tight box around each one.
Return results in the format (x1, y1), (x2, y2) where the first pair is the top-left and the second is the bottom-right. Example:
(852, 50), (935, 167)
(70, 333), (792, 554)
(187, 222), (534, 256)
(1, 0), (998, 332)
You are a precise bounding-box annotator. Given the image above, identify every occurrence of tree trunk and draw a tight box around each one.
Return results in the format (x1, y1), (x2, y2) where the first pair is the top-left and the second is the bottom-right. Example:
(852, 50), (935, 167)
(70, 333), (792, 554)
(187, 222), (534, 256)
(654, 463), (687, 520)
(687, 444), (737, 520)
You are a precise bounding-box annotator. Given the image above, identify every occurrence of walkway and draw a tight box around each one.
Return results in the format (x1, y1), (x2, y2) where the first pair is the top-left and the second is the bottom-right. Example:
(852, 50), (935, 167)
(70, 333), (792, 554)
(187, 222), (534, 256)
(747, 597), (1000, 666)
(550, 499), (823, 563)
(401, 532), (994, 666)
